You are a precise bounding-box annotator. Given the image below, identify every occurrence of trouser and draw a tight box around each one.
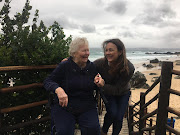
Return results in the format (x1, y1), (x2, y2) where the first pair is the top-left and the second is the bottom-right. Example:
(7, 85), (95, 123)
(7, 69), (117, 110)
(51, 104), (100, 135)
(102, 91), (131, 135)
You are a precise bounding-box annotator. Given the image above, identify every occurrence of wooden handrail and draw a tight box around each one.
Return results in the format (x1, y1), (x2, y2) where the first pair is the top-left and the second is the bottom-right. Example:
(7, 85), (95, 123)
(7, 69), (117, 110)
(168, 89), (180, 96)
(0, 100), (48, 113)
(0, 65), (56, 72)
(141, 109), (157, 120)
(141, 125), (156, 131)
(0, 116), (50, 133)
(131, 77), (160, 109)
(143, 77), (160, 97)
(167, 107), (180, 117)
(0, 83), (43, 93)
(132, 101), (140, 109)
(131, 110), (140, 118)
(172, 69), (180, 75)
(131, 120), (139, 126)
(166, 124), (180, 135)
(142, 94), (159, 109)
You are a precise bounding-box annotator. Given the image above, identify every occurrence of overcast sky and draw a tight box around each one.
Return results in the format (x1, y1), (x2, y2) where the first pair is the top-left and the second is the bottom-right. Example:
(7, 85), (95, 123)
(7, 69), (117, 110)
(1, 0), (180, 48)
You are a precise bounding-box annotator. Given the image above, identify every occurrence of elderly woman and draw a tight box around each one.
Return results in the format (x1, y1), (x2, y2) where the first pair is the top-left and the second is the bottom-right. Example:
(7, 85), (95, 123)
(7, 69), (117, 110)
(44, 37), (104, 135)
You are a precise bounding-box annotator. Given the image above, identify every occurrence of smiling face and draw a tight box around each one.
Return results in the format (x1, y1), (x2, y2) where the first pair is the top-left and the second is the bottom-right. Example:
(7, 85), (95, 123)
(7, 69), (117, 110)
(104, 42), (122, 65)
(73, 44), (90, 67)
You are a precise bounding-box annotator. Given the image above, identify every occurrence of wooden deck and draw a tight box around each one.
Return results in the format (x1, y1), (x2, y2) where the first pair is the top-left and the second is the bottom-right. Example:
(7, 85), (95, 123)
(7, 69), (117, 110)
(75, 110), (129, 135)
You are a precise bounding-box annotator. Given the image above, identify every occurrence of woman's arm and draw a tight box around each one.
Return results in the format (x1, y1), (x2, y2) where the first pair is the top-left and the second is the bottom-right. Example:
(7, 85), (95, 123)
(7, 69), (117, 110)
(43, 62), (69, 107)
(43, 63), (65, 93)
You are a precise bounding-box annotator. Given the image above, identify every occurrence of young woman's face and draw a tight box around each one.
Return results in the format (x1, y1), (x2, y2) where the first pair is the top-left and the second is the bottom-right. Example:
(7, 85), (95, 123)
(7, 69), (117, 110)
(105, 42), (121, 64)
(74, 44), (90, 64)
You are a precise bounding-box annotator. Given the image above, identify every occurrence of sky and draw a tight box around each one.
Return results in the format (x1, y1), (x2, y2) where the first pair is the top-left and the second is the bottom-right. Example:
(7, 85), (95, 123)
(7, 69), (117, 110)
(1, 0), (180, 48)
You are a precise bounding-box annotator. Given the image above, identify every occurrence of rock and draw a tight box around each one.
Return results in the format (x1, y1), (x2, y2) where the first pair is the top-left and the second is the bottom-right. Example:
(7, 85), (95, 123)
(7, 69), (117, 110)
(145, 52), (180, 55)
(149, 73), (157, 75)
(142, 63), (146, 67)
(146, 64), (154, 68)
(175, 60), (180, 65)
(151, 77), (159, 82)
(142, 63), (154, 68)
(130, 71), (149, 89)
(174, 75), (180, 79)
(150, 58), (159, 63)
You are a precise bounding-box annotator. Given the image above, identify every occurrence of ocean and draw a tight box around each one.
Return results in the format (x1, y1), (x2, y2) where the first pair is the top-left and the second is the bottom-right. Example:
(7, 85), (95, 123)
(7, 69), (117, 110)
(89, 48), (180, 65)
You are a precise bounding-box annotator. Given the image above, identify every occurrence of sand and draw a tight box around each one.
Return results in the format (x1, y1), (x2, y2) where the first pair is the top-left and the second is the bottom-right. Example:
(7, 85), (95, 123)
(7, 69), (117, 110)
(130, 58), (180, 132)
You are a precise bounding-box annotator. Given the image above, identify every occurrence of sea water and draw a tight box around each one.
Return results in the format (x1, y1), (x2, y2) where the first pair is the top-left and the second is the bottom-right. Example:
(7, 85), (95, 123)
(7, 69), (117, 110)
(89, 48), (180, 65)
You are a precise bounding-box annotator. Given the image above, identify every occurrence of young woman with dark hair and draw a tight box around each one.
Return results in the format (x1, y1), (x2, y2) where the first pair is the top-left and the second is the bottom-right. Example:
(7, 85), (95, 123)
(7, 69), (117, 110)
(94, 38), (135, 135)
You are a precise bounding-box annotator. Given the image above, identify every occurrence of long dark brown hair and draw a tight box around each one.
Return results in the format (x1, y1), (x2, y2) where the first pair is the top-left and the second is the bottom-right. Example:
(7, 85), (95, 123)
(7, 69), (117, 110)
(103, 38), (129, 76)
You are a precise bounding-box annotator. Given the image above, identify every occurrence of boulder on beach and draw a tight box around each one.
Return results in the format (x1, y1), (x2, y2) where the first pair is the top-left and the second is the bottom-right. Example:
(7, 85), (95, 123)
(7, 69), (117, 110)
(149, 73), (157, 75)
(174, 75), (180, 79)
(151, 76), (159, 82)
(175, 60), (180, 65)
(130, 71), (149, 89)
(142, 63), (154, 68)
(150, 58), (159, 63)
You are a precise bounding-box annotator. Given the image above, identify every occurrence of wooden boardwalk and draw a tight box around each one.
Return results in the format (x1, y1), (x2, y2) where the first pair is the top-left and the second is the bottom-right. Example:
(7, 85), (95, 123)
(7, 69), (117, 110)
(75, 110), (129, 135)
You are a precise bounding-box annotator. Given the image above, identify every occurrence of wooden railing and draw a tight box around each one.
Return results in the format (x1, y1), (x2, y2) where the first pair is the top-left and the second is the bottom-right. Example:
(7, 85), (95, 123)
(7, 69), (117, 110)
(0, 65), (56, 134)
(0, 64), (104, 134)
(128, 61), (180, 135)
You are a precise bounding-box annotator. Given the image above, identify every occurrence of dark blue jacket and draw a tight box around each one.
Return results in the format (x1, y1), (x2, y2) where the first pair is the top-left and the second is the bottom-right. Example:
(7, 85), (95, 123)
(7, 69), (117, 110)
(44, 57), (98, 112)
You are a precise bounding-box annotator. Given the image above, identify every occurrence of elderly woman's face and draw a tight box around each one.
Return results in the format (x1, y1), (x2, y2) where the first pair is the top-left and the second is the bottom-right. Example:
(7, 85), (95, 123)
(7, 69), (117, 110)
(74, 44), (90, 64)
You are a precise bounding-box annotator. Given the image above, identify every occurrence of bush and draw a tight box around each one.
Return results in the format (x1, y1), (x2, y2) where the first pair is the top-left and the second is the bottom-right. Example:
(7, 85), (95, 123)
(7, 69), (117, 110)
(0, 0), (72, 134)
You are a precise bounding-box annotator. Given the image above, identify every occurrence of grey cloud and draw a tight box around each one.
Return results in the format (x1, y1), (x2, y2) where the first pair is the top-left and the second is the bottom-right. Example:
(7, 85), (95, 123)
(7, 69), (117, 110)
(42, 15), (79, 29)
(105, 1), (127, 15)
(103, 25), (115, 30)
(80, 24), (96, 33)
(132, 2), (176, 27)
(117, 31), (134, 38)
(164, 30), (180, 40)
(162, 30), (180, 47)
(94, 0), (103, 6)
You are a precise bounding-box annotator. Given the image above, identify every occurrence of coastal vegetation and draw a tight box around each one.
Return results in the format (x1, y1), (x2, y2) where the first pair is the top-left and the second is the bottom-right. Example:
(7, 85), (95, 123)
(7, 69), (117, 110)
(0, 0), (71, 134)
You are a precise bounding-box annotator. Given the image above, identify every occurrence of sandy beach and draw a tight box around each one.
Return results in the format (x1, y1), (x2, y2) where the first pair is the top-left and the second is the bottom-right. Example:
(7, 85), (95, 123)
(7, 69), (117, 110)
(131, 57), (180, 132)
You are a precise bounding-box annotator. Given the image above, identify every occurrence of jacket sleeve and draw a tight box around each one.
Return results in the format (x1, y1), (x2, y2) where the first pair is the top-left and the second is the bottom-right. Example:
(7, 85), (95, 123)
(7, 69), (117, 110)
(43, 62), (66, 93)
(103, 61), (135, 95)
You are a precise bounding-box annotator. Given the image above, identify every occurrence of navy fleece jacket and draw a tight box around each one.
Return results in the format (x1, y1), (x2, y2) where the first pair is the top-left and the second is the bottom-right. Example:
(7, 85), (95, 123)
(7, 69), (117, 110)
(43, 57), (98, 110)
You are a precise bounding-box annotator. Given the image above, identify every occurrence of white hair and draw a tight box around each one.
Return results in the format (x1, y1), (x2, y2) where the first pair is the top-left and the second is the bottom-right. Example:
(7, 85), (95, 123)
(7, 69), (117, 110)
(69, 37), (89, 57)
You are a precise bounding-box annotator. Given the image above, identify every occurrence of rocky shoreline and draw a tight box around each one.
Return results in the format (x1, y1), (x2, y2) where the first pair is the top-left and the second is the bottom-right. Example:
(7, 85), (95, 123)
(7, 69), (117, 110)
(145, 51), (180, 55)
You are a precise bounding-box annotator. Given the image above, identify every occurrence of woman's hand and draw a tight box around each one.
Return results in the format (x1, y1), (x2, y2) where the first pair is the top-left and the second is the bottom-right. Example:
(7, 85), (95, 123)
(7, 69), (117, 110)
(94, 73), (105, 87)
(55, 87), (68, 107)
(61, 58), (68, 62)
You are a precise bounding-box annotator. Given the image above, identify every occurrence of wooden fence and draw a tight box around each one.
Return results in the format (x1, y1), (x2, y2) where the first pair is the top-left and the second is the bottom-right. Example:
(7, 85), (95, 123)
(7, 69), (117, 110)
(128, 61), (180, 135)
(0, 64), (104, 134)
(0, 65), (56, 134)
(1, 61), (180, 134)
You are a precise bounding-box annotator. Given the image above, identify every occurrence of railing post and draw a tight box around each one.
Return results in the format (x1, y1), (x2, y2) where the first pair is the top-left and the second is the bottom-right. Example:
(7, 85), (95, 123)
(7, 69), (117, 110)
(149, 119), (152, 135)
(128, 105), (134, 134)
(155, 61), (173, 135)
(139, 92), (145, 135)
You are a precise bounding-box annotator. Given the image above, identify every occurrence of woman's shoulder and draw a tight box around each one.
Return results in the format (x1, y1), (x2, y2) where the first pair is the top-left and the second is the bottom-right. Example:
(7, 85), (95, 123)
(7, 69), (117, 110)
(127, 59), (135, 72)
(93, 57), (106, 66)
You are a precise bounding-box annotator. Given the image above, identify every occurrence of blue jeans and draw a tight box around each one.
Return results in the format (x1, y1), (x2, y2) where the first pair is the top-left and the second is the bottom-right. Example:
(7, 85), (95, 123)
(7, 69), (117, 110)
(51, 104), (100, 135)
(102, 91), (131, 135)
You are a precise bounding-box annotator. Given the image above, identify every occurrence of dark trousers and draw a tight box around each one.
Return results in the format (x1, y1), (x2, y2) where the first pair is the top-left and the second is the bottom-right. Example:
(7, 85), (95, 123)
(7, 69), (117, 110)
(51, 104), (100, 135)
(102, 91), (131, 135)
